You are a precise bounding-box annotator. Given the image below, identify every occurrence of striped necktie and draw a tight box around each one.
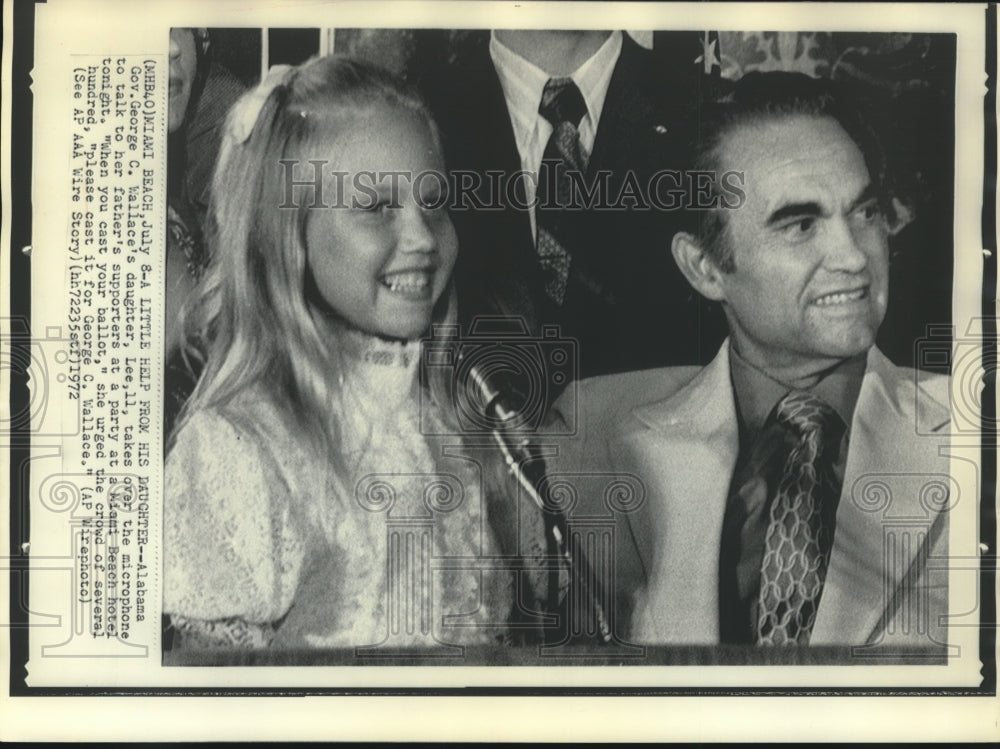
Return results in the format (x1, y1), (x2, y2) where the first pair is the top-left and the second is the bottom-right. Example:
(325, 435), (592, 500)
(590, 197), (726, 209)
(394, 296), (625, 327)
(535, 77), (589, 306)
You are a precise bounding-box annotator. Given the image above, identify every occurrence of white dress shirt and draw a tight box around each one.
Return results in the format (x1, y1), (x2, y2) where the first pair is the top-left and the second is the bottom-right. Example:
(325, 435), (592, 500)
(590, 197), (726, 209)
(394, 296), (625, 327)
(489, 30), (623, 241)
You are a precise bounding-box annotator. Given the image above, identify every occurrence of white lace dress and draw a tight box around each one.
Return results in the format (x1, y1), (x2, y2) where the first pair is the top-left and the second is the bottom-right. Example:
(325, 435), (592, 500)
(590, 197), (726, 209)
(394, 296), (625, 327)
(163, 332), (545, 650)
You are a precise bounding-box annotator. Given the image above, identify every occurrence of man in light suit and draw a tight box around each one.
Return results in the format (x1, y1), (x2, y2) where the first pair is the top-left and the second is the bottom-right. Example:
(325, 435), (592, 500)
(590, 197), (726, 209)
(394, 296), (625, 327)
(552, 72), (950, 649)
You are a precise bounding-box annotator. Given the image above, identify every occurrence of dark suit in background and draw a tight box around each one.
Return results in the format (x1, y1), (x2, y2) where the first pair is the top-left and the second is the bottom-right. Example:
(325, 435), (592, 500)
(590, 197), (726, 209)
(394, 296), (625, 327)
(423, 33), (726, 383)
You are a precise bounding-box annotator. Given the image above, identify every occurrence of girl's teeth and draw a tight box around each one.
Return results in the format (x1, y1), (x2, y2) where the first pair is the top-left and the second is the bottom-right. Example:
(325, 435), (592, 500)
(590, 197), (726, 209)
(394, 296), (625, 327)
(384, 272), (429, 292)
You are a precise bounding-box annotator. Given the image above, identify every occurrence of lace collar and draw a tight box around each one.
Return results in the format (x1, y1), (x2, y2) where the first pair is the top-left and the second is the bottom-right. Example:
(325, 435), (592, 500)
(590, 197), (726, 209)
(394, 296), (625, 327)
(332, 324), (423, 418)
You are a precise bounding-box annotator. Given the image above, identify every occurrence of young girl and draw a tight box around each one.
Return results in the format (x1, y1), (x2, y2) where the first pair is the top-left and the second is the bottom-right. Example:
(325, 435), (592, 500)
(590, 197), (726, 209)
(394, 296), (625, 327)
(163, 55), (547, 651)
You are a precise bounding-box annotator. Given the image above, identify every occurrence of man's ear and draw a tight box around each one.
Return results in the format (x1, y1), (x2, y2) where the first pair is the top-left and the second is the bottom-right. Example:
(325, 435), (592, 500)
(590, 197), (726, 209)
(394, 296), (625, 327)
(671, 231), (728, 302)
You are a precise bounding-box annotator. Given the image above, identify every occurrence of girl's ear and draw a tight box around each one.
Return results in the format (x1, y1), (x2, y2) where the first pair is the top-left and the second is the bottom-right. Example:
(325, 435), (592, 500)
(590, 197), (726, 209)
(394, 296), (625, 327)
(671, 231), (728, 303)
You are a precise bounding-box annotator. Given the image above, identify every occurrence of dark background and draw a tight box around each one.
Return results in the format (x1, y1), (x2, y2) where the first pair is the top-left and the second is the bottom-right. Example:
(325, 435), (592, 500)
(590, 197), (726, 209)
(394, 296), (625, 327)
(205, 28), (957, 371)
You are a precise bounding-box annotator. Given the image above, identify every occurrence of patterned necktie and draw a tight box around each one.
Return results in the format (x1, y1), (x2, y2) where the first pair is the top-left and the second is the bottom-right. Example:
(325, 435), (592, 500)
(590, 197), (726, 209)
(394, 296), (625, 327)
(756, 391), (845, 645)
(535, 77), (589, 306)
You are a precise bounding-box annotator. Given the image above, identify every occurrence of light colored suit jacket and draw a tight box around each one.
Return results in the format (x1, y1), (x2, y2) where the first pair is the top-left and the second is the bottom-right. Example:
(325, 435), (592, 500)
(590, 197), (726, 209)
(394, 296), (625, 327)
(551, 344), (952, 648)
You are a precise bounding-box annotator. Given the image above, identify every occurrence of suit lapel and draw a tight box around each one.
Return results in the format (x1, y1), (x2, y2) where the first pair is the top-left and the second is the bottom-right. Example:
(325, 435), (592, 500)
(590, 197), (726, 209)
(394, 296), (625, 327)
(624, 345), (738, 642)
(459, 47), (533, 249)
(609, 344), (951, 645)
(441, 42), (541, 326)
(812, 349), (951, 644)
(588, 35), (652, 176)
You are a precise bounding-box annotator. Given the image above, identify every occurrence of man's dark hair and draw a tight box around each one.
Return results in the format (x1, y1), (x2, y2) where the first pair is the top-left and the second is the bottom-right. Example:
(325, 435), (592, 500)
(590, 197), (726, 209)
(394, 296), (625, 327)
(684, 71), (892, 273)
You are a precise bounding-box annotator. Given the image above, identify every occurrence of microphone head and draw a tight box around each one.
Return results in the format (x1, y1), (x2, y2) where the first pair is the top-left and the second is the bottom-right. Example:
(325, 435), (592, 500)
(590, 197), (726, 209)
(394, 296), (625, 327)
(457, 346), (542, 432)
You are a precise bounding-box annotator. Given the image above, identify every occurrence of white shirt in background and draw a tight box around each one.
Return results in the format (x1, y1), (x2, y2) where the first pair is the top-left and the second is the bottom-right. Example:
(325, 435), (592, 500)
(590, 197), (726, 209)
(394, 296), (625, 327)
(488, 30), (623, 242)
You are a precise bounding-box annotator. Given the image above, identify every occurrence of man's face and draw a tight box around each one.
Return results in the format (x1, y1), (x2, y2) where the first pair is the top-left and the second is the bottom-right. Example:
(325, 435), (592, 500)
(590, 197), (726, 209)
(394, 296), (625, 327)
(711, 114), (890, 376)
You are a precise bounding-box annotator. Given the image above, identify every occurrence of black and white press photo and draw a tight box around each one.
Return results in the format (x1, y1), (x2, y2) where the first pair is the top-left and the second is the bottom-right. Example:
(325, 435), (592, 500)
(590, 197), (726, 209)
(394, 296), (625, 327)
(4, 0), (995, 742)
(159, 25), (969, 664)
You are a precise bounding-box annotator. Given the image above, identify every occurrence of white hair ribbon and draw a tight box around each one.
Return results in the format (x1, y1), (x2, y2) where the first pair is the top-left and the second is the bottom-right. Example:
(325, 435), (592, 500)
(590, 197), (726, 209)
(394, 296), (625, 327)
(227, 64), (297, 144)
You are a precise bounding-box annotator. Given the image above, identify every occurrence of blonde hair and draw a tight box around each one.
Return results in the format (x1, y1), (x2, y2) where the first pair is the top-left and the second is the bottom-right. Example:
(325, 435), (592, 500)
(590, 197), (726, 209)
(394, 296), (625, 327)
(172, 55), (455, 470)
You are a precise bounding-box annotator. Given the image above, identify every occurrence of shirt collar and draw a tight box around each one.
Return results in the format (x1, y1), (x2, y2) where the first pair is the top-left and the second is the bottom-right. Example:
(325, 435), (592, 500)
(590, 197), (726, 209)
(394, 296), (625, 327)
(489, 30), (623, 131)
(729, 343), (868, 443)
(572, 30), (622, 129)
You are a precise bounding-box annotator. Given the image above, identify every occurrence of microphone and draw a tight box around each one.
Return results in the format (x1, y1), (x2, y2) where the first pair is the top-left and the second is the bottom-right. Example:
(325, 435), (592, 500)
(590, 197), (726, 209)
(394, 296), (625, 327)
(465, 359), (612, 644)
(466, 362), (526, 431)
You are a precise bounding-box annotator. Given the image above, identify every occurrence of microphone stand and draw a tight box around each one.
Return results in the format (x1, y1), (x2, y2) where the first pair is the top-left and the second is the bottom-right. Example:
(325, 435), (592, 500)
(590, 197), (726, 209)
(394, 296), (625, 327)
(467, 366), (612, 645)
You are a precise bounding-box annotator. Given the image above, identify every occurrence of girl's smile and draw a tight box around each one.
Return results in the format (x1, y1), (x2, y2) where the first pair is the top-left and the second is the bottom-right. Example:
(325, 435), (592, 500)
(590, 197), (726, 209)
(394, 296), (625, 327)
(304, 105), (458, 341)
